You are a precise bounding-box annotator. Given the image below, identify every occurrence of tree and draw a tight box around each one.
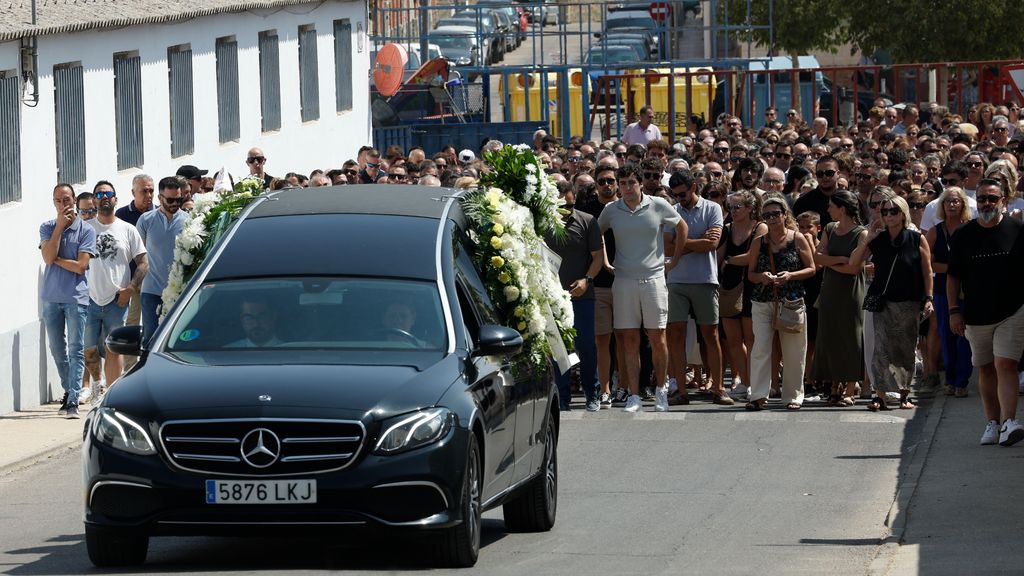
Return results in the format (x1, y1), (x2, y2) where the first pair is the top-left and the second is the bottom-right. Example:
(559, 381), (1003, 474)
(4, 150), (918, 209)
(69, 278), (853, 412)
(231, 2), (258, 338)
(843, 0), (1024, 63)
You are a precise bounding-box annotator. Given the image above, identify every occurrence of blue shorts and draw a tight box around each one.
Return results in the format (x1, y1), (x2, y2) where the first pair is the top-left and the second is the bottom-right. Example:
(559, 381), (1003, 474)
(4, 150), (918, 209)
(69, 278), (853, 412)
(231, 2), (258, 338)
(85, 299), (128, 350)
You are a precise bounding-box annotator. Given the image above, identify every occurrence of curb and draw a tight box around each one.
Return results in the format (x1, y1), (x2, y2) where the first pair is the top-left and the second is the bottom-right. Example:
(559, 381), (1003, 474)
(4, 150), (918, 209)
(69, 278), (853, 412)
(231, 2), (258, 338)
(867, 389), (948, 576)
(0, 439), (82, 479)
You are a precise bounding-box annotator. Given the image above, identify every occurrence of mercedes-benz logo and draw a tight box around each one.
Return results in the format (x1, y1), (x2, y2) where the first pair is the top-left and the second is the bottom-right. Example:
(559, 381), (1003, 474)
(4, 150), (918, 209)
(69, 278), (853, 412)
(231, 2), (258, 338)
(240, 428), (281, 468)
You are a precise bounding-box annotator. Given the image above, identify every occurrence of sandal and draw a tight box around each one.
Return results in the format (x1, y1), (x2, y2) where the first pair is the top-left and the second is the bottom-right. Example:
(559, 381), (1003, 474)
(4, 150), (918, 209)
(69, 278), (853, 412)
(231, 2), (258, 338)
(900, 398), (917, 409)
(944, 385), (956, 396)
(955, 388), (968, 398)
(744, 399), (765, 411)
(785, 402), (801, 410)
(839, 396), (856, 407)
(867, 396), (889, 412)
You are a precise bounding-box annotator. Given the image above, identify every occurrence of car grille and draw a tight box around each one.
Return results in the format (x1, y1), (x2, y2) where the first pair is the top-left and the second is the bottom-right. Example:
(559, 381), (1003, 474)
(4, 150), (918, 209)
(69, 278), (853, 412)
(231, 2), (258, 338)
(159, 419), (366, 477)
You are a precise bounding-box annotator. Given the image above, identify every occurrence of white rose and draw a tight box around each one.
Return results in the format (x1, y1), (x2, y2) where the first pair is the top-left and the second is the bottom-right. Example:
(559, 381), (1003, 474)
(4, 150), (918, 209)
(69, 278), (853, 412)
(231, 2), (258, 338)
(504, 286), (520, 302)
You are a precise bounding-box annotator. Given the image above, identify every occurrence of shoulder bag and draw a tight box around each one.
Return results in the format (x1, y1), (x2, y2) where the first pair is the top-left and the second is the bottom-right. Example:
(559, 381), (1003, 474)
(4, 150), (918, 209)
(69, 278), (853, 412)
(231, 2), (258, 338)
(718, 225), (744, 318)
(769, 236), (806, 333)
(862, 250), (897, 312)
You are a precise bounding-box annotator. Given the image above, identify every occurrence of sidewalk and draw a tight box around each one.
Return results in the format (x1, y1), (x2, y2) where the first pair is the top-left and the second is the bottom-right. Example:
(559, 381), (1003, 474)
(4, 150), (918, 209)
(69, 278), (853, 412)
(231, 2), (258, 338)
(882, 387), (1024, 575)
(0, 403), (86, 476)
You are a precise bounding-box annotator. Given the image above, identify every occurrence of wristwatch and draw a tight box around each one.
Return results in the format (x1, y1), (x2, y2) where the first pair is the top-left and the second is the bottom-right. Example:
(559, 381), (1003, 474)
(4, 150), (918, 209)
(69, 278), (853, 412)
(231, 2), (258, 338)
(584, 275), (594, 284)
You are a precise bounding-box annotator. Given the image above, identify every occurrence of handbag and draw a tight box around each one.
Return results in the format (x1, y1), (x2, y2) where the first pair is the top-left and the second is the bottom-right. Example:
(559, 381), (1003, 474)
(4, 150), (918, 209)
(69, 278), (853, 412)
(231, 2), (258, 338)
(769, 239), (806, 333)
(863, 255), (897, 312)
(719, 282), (744, 318)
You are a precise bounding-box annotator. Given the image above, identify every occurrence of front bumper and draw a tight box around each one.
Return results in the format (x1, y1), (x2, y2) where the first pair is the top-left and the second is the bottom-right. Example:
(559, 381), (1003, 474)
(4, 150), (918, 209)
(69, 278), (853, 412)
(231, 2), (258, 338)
(83, 426), (470, 535)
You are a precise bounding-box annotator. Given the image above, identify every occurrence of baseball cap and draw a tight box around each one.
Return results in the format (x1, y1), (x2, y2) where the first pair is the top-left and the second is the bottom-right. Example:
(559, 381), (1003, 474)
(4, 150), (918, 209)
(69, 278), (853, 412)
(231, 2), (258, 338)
(459, 149), (476, 163)
(176, 165), (208, 179)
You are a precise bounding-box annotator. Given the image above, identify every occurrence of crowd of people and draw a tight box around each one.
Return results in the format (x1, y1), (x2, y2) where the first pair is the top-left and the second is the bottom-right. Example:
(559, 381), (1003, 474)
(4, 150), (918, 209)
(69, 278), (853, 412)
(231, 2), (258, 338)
(38, 98), (1024, 448)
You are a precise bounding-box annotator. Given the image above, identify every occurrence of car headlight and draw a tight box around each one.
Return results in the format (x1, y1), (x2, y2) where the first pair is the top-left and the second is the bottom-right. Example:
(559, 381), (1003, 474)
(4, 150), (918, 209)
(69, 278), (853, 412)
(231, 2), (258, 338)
(92, 407), (157, 456)
(374, 408), (454, 455)
(456, 57), (471, 65)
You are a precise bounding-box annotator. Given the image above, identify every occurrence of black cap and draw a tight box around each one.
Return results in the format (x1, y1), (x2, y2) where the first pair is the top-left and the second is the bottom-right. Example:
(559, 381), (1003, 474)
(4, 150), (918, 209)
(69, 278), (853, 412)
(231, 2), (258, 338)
(176, 165), (208, 179)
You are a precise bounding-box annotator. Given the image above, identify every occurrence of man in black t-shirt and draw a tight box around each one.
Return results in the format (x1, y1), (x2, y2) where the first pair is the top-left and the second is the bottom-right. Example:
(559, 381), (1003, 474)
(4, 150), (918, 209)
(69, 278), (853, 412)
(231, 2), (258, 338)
(948, 178), (1024, 447)
(793, 156), (840, 230)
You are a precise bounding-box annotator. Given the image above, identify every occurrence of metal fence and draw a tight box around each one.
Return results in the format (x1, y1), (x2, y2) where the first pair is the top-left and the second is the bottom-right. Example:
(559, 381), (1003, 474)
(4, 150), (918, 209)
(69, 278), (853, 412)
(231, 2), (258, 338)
(53, 63), (86, 184)
(334, 19), (353, 112)
(259, 30), (282, 132)
(299, 25), (320, 122)
(216, 37), (241, 143)
(0, 72), (20, 205)
(113, 53), (144, 170)
(168, 46), (195, 157)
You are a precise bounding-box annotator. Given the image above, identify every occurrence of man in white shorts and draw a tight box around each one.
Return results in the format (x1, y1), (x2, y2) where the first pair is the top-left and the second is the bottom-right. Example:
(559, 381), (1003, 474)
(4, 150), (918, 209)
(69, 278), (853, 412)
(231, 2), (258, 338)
(598, 164), (688, 412)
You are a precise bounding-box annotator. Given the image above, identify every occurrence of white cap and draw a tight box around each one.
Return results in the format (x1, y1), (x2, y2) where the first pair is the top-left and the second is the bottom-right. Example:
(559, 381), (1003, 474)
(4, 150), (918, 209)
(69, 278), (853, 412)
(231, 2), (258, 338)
(459, 149), (475, 163)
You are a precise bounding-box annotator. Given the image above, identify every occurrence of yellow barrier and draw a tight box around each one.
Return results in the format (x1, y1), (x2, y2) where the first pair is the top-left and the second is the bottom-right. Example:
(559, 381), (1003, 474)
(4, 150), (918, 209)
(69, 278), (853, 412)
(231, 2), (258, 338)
(503, 70), (585, 139)
(628, 68), (716, 138)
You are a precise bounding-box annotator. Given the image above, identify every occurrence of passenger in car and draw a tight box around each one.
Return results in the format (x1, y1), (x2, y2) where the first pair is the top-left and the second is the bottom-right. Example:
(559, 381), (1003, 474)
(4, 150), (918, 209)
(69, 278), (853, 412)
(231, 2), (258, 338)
(226, 297), (283, 348)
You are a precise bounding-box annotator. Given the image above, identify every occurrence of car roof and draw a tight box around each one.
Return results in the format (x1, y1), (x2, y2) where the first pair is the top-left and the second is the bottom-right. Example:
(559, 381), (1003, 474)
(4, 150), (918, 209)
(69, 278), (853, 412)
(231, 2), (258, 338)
(248, 185), (463, 220)
(432, 25), (479, 33)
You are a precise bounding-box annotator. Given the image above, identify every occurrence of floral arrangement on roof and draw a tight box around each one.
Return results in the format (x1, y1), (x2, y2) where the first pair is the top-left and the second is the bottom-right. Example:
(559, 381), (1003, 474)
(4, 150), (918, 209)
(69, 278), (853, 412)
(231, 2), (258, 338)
(461, 144), (575, 371)
(160, 177), (263, 318)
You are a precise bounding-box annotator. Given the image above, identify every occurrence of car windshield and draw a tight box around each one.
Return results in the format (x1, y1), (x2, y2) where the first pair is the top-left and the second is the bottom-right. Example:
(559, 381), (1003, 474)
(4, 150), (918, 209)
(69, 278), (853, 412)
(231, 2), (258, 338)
(430, 34), (475, 49)
(166, 277), (447, 352)
(586, 48), (636, 65)
(606, 17), (656, 29)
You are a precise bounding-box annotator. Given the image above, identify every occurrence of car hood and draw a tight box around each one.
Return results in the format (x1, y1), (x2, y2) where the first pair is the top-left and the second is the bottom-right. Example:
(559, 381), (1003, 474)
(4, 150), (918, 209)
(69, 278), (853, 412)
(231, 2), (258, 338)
(105, 353), (465, 421)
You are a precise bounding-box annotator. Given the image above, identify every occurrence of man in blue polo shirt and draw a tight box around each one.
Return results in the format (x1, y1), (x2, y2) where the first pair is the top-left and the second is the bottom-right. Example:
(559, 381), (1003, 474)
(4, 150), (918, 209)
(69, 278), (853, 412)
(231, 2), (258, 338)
(664, 170), (729, 405)
(136, 177), (187, 345)
(40, 183), (96, 419)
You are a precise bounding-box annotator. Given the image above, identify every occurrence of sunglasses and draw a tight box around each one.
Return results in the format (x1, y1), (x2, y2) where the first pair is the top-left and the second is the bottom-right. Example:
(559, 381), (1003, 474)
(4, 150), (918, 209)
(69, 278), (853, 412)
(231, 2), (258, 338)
(762, 210), (783, 220)
(966, 161), (983, 168)
(762, 178), (784, 185)
(854, 173), (873, 180)
(567, 157), (582, 162)
(705, 191), (723, 199)
(841, 143), (855, 149)
(160, 196), (184, 205)
(343, 169), (357, 176)
(714, 147), (730, 153)
(774, 152), (792, 159)
(367, 162), (380, 168)
(815, 169), (837, 178)
(643, 172), (660, 180)
(94, 190), (115, 199)
(880, 207), (902, 216)
(943, 198), (963, 205)
(976, 194), (1003, 204)
(939, 178), (960, 186)
(761, 151), (775, 158)
(994, 127), (1009, 133)
(387, 173), (406, 179)
(708, 171), (724, 178)
(597, 178), (616, 186)
(247, 156), (266, 164)
(78, 208), (98, 215)
(787, 111), (797, 116)
(909, 202), (926, 209)
(728, 203), (748, 210)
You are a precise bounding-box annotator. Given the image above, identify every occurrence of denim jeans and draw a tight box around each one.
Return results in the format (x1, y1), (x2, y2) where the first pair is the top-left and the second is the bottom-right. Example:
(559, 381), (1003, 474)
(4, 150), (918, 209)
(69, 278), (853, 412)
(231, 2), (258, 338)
(555, 299), (598, 408)
(85, 299), (129, 350)
(934, 293), (973, 388)
(41, 301), (88, 406)
(140, 292), (163, 347)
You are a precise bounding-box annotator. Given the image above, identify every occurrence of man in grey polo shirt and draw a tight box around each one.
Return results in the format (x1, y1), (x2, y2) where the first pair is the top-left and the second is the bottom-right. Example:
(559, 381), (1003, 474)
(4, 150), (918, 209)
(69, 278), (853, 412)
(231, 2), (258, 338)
(136, 177), (187, 345)
(598, 164), (687, 413)
(664, 171), (730, 406)
(40, 183), (97, 419)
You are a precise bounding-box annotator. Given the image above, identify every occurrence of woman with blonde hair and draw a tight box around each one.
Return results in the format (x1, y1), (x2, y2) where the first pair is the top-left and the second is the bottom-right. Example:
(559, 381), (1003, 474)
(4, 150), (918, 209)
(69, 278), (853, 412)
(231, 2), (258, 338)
(927, 186), (973, 397)
(850, 190), (934, 410)
(744, 194), (816, 410)
(976, 102), (997, 139)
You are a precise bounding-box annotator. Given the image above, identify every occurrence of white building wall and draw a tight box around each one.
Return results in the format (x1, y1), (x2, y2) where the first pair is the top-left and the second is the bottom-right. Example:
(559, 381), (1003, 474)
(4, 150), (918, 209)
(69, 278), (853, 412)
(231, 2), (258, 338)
(0, 1), (370, 414)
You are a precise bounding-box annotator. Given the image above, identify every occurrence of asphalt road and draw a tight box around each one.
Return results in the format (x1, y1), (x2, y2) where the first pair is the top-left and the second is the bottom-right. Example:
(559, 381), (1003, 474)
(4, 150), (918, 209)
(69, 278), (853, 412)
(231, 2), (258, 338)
(0, 401), (930, 575)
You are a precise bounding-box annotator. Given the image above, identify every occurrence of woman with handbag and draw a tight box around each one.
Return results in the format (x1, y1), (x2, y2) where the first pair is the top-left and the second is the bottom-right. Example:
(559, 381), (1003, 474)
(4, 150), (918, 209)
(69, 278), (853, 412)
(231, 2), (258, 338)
(745, 194), (817, 410)
(850, 190), (935, 411)
(811, 191), (868, 406)
(717, 190), (767, 399)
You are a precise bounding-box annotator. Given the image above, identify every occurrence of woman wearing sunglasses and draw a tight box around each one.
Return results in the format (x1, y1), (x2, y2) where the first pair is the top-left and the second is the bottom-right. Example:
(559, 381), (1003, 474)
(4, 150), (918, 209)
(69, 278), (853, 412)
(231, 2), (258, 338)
(850, 188), (934, 411)
(744, 194), (816, 410)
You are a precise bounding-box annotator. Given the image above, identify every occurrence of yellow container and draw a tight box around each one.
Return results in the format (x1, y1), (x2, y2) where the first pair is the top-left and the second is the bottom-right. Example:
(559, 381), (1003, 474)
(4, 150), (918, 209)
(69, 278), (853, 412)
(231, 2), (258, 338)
(628, 68), (716, 139)
(503, 69), (585, 139)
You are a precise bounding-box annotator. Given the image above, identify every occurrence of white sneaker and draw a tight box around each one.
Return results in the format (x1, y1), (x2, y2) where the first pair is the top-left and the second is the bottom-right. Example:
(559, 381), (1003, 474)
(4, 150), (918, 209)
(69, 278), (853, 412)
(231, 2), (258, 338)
(981, 420), (1000, 445)
(729, 383), (750, 400)
(600, 392), (612, 406)
(623, 394), (642, 413)
(654, 386), (669, 412)
(999, 419), (1024, 447)
(667, 377), (678, 394)
(79, 387), (92, 403)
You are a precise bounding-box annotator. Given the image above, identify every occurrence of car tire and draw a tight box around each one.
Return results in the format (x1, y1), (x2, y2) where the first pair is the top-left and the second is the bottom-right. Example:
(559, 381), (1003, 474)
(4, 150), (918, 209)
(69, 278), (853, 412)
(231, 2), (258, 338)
(85, 525), (149, 567)
(437, 435), (481, 567)
(502, 415), (557, 532)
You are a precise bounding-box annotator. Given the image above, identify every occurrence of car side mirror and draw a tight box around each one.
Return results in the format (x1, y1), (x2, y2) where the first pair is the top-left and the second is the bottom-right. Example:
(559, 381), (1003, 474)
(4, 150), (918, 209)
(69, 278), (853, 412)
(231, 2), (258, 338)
(472, 325), (524, 357)
(107, 325), (144, 356)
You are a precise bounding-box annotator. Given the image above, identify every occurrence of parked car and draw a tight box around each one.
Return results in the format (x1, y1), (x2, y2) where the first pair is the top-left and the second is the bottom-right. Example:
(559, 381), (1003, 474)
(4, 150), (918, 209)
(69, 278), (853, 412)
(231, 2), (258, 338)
(488, 9), (518, 52)
(598, 30), (657, 59)
(595, 37), (651, 62)
(603, 11), (659, 55)
(436, 15), (504, 63)
(428, 27), (484, 69)
(476, 0), (526, 44)
(585, 45), (642, 67)
(83, 185), (560, 568)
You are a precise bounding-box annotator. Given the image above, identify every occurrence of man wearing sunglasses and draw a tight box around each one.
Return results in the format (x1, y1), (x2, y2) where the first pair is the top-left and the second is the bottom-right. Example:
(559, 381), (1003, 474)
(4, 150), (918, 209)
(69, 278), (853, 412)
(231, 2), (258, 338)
(245, 147), (273, 188)
(359, 149), (385, 183)
(793, 155), (841, 230)
(84, 181), (148, 399)
(136, 177), (187, 346)
(947, 178), (1024, 446)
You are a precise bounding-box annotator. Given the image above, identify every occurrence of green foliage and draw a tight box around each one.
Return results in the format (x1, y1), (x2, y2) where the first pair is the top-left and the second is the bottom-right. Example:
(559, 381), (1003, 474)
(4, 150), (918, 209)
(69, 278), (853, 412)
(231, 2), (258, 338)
(717, 0), (847, 57)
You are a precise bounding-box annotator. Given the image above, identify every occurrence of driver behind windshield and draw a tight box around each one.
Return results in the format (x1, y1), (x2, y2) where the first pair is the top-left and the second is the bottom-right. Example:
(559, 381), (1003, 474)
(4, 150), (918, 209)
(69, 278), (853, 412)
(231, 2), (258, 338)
(227, 297), (282, 348)
(381, 302), (427, 347)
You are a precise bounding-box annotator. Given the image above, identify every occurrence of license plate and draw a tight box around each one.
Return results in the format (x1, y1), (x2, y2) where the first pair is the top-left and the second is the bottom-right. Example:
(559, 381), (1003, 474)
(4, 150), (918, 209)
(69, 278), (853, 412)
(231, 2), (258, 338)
(206, 479), (317, 504)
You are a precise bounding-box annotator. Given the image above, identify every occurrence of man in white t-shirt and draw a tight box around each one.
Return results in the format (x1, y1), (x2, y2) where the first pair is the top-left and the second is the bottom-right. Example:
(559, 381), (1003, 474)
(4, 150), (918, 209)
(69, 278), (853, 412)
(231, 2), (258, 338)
(85, 181), (148, 390)
(920, 161), (974, 231)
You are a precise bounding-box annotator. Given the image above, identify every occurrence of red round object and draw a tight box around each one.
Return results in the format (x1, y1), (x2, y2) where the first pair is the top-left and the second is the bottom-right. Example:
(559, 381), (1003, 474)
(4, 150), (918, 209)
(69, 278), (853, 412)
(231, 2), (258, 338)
(373, 44), (409, 97)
